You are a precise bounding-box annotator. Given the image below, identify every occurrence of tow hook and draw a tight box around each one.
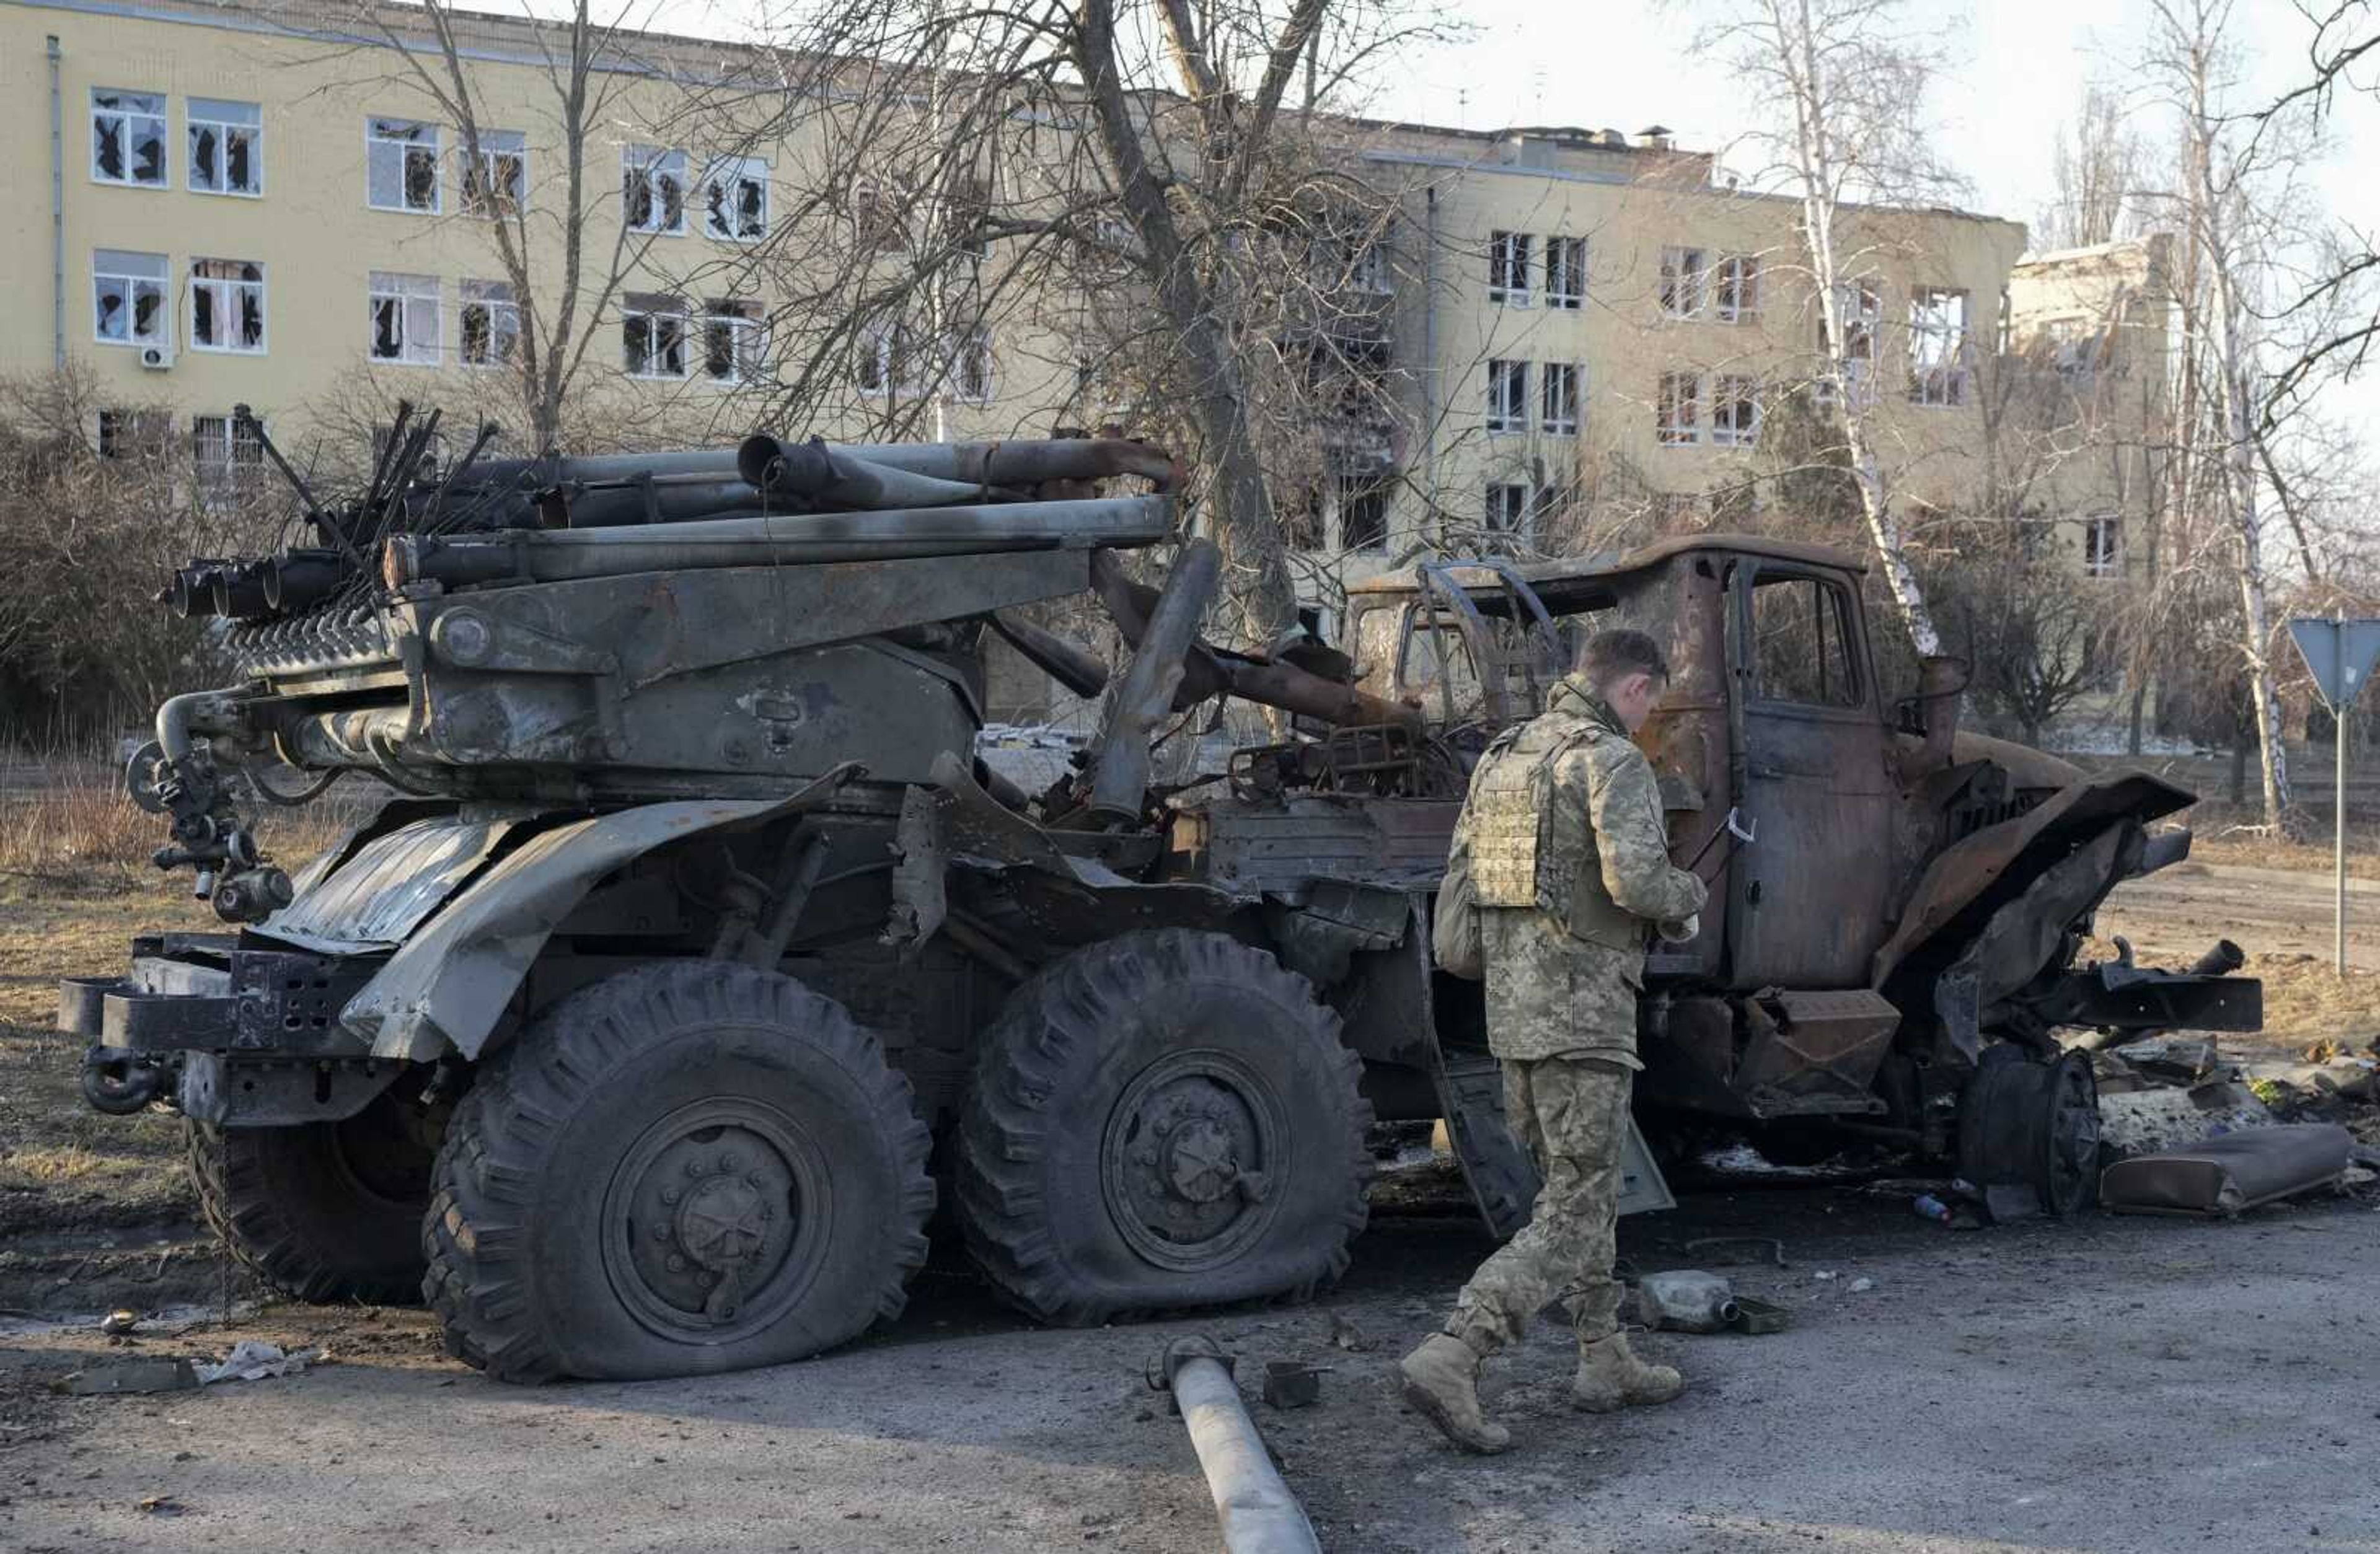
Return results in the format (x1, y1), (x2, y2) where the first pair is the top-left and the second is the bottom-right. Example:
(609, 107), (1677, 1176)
(81, 1046), (167, 1115)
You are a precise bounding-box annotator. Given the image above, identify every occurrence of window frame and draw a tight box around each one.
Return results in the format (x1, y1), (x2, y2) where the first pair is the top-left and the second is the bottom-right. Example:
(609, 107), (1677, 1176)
(702, 154), (770, 242)
(190, 412), (265, 506)
(366, 117), (443, 214)
(1743, 564), (1870, 714)
(2083, 514), (2122, 579)
(1710, 374), (1761, 448)
(90, 88), (168, 188)
(1659, 246), (1707, 319)
(92, 249), (170, 348)
(1657, 370), (1703, 446)
(459, 279), (521, 370)
(1907, 284), (1972, 408)
(1337, 473), (1389, 553)
(1818, 279), (1883, 409)
(97, 408), (173, 462)
(1540, 361), (1581, 437)
(462, 129), (528, 219)
(703, 299), (765, 385)
(1484, 480), (1530, 538)
(367, 271), (442, 368)
(948, 325), (994, 403)
(187, 98), (263, 198)
(622, 293), (690, 380)
(1485, 358), (1528, 435)
(1488, 230), (1533, 307)
(622, 145), (688, 236)
(1713, 254), (1760, 325)
(1545, 235), (1586, 310)
(189, 258), (268, 356)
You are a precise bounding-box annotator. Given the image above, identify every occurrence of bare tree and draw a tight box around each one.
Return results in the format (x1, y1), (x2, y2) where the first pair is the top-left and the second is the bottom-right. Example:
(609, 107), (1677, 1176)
(2137, 0), (2304, 828)
(723, 0), (1455, 649)
(2040, 84), (2145, 251)
(330, 0), (680, 454)
(1690, 0), (1969, 657)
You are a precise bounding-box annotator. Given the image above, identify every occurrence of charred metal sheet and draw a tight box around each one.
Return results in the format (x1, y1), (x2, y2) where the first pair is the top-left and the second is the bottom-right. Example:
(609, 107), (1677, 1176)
(1202, 796), (1460, 892)
(1327, 901), (1437, 1068)
(2014, 968), (2263, 1034)
(1263, 881), (1413, 987)
(1872, 772), (2193, 987)
(343, 796), (809, 1061)
(1636, 995), (1745, 1116)
(257, 814), (526, 953)
(1734, 989), (1898, 1115)
(178, 1054), (405, 1126)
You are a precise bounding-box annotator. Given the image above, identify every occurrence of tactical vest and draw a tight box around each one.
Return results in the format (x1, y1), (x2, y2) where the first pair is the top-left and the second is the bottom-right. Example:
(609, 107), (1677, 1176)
(1464, 715), (1643, 952)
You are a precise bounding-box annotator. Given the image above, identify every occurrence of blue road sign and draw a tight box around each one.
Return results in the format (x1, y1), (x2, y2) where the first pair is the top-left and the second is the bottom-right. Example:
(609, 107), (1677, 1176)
(2289, 618), (2380, 711)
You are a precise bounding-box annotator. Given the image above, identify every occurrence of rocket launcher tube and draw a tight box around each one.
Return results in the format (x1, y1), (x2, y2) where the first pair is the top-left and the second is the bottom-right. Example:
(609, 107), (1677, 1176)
(384, 495), (1175, 588)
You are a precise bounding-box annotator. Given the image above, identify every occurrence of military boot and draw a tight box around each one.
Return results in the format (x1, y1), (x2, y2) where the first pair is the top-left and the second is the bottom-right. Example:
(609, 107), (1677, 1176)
(1570, 1332), (1685, 1413)
(1398, 1333), (1511, 1454)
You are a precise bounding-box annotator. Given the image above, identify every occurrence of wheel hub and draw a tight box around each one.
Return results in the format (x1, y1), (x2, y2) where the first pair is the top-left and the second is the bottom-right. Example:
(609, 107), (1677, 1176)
(1102, 1055), (1284, 1272)
(607, 1112), (811, 1337)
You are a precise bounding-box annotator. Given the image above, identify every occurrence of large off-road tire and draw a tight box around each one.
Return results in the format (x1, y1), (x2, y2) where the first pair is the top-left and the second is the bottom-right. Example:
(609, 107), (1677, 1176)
(185, 1089), (437, 1306)
(423, 962), (933, 1383)
(956, 929), (1373, 1325)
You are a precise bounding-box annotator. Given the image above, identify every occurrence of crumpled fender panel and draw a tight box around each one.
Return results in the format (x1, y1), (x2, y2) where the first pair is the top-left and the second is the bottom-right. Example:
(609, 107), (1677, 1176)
(1872, 770), (2193, 990)
(340, 797), (800, 1063)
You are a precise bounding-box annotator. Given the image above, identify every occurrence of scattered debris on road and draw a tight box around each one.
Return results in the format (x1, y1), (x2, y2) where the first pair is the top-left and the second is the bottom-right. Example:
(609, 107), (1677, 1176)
(195, 1340), (320, 1385)
(55, 1356), (196, 1395)
(1148, 1335), (1319, 1554)
(2100, 1123), (2355, 1215)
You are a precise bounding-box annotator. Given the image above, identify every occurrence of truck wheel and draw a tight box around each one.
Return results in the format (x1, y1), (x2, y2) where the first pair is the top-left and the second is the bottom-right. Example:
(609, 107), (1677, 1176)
(422, 962), (933, 1383)
(956, 929), (1372, 1325)
(185, 1089), (436, 1306)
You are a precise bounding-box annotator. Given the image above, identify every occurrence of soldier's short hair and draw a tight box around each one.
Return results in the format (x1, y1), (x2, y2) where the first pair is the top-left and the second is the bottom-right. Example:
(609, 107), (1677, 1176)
(1579, 628), (1669, 689)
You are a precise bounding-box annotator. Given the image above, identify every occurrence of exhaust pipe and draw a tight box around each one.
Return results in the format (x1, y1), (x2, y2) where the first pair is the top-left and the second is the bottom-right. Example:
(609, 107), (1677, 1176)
(2188, 939), (2246, 977)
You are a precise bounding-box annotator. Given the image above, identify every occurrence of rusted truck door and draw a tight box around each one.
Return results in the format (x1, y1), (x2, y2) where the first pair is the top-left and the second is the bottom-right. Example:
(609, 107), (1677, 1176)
(1726, 559), (1898, 987)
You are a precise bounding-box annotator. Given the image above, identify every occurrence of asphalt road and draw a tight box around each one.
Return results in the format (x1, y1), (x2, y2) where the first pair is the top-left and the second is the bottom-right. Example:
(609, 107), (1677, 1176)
(6, 1185), (2376, 1553)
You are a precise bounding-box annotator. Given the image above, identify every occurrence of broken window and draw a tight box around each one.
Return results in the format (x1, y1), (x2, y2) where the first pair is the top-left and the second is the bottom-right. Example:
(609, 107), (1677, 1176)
(1546, 235), (1586, 310)
(2083, 514), (2122, 578)
(948, 326), (994, 402)
(1818, 279), (1881, 408)
(191, 413), (264, 504)
(460, 279), (521, 369)
(463, 130), (527, 218)
(1751, 573), (1860, 708)
(1710, 374), (1761, 447)
(91, 89), (166, 187)
(1488, 230), (1532, 305)
(1280, 485), (1324, 551)
(1485, 358), (1527, 434)
(856, 318), (923, 395)
(704, 299), (764, 384)
(188, 99), (262, 196)
(92, 249), (169, 346)
(1656, 371), (1701, 446)
(623, 293), (689, 378)
(946, 177), (992, 260)
(703, 155), (769, 241)
(1908, 286), (1970, 406)
(1713, 255), (1760, 325)
(97, 409), (171, 460)
(367, 118), (440, 213)
(1484, 481), (1530, 537)
(1338, 475), (1388, 552)
(1540, 362), (1580, 436)
(624, 146), (687, 235)
(2044, 317), (2101, 378)
(1659, 247), (1706, 318)
(853, 184), (908, 252)
(368, 272), (440, 366)
(190, 259), (266, 354)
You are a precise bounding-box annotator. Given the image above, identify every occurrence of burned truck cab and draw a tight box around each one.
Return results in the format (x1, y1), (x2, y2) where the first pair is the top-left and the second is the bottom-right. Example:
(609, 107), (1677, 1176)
(1336, 535), (2262, 1211)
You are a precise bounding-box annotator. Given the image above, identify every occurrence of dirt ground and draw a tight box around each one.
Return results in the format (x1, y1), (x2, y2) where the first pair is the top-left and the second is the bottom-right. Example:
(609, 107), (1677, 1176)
(2, 1184), (2376, 1553)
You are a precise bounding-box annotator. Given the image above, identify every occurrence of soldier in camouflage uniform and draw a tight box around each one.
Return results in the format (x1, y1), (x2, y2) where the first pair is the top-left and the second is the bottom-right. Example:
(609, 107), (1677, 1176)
(1400, 628), (1708, 1455)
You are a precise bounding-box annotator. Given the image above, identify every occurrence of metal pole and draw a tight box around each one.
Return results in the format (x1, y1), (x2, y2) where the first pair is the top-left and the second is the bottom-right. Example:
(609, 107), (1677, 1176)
(2338, 604), (2349, 978)
(1152, 1338), (1321, 1554)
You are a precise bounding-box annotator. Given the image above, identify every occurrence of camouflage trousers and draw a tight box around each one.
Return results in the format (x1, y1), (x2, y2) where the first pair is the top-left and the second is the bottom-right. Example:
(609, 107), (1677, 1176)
(1447, 1053), (1633, 1357)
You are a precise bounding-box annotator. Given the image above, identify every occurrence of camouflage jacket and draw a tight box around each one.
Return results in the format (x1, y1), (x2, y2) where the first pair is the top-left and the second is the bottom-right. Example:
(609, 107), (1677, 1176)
(1450, 677), (1706, 1065)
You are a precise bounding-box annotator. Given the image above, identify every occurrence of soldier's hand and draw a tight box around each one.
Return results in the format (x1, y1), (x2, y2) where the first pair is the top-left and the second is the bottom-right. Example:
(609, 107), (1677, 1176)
(1655, 913), (1699, 945)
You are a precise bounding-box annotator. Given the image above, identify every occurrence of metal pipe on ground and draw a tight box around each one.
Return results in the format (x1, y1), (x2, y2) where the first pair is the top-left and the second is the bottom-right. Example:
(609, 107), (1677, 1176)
(383, 496), (1175, 588)
(1150, 1337), (1320, 1554)
(1086, 538), (1219, 822)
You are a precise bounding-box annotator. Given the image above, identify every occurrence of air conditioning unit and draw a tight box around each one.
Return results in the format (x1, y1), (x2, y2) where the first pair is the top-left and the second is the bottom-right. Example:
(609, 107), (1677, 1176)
(138, 345), (174, 371)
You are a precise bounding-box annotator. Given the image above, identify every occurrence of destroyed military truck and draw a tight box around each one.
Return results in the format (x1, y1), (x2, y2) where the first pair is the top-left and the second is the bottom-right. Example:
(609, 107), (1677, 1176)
(61, 410), (2263, 1381)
